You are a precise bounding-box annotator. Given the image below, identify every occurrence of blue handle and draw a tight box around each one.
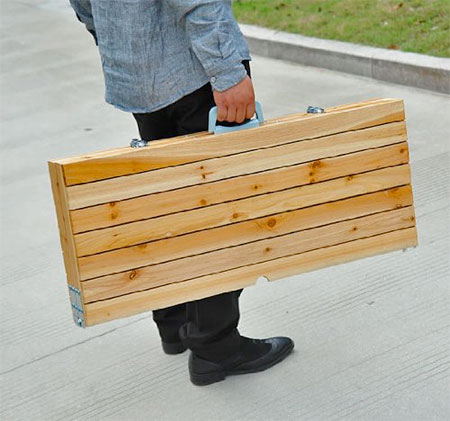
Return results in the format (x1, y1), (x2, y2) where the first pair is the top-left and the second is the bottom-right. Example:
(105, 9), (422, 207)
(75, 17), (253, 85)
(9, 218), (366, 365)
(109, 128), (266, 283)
(208, 101), (264, 134)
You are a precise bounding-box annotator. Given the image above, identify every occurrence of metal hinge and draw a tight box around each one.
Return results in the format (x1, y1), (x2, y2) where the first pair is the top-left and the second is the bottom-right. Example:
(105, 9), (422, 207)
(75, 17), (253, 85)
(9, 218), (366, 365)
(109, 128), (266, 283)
(307, 106), (325, 114)
(130, 138), (149, 148)
(68, 285), (85, 328)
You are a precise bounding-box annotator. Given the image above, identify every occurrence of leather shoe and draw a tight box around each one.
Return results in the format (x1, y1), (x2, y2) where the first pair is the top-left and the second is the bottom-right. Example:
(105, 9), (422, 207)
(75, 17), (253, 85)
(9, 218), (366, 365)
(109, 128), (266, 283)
(189, 336), (294, 386)
(162, 341), (187, 355)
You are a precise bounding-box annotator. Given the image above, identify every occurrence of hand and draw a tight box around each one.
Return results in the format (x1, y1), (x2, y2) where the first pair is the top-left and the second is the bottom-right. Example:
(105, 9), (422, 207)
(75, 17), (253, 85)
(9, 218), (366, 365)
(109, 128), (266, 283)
(213, 76), (255, 124)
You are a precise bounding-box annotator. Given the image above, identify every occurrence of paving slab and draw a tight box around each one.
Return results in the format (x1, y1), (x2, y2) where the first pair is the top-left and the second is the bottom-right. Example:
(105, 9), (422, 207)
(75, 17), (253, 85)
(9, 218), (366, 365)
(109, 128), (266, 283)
(1, 1), (449, 420)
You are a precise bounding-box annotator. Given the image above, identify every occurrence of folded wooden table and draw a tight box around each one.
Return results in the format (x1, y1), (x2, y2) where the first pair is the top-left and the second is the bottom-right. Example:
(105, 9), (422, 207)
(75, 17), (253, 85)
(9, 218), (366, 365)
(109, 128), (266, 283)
(48, 98), (418, 328)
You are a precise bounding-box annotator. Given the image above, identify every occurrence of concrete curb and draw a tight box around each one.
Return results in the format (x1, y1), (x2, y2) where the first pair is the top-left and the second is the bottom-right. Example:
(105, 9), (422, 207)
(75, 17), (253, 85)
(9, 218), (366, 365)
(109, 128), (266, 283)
(240, 24), (450, 94)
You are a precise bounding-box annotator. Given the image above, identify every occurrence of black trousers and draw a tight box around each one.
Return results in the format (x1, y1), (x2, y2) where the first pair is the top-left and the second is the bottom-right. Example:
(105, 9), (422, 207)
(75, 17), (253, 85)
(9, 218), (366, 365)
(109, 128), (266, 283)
(133, 62), (251, 360)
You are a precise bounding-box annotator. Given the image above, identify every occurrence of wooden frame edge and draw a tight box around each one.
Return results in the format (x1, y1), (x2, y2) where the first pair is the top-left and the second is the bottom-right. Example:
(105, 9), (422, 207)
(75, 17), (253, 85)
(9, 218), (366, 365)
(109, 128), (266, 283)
(48, 161), (85, 327)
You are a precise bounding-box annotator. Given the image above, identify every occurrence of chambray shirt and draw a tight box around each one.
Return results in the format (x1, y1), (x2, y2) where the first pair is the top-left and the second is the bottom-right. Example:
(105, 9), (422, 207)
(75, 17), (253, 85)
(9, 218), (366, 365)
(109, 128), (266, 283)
(70, 0), (251, 113)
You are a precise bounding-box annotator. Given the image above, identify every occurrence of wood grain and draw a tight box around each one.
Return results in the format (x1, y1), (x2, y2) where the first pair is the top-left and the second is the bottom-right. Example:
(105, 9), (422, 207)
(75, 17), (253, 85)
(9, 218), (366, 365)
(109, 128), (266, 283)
(59, 99), (404, 186)
(55, 97), (387, 168)
(74, 164), (412, 257)
(68, 118), (407, 220)
(83, 227), (418, 326)
(81, 206), (415, 303)
(77, 185), (414, 280)
(66, 119), (407, 210)
(48, 162), (82, 292)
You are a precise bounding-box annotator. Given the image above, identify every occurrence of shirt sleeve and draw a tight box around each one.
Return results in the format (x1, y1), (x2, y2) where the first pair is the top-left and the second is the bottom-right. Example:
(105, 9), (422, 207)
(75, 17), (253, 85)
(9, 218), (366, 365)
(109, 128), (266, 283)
(69, 0), (98, 45)
(167, 0), (248, 92)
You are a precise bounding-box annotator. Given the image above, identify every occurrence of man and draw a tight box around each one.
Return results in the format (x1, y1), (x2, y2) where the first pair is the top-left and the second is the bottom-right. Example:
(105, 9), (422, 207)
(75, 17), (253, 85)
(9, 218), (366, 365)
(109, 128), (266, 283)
(69, 0), (294, 386)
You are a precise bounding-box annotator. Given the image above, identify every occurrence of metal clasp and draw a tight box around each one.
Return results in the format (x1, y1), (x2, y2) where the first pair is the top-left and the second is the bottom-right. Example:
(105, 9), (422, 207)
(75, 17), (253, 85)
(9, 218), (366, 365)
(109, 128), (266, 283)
(130, 138), (149, 148)
(68, 285), (85, 328)
(307, 106), (325, 114)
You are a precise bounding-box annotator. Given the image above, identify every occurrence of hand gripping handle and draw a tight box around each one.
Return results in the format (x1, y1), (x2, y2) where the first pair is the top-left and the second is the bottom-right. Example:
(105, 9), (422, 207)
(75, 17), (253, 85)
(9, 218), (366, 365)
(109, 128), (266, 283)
(208, 101), (264, 134)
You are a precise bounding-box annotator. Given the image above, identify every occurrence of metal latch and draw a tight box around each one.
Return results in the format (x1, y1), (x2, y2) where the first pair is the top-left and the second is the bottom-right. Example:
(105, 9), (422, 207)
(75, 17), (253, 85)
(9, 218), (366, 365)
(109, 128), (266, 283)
(307, 106), (325, 114)
(68, 285), (85, 328)
(130, 138), (149, 148)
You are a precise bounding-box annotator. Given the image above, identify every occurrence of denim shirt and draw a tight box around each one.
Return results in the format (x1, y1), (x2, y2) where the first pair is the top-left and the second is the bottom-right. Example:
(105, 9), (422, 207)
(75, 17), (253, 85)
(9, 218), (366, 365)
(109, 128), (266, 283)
(69, 0), (251, 113)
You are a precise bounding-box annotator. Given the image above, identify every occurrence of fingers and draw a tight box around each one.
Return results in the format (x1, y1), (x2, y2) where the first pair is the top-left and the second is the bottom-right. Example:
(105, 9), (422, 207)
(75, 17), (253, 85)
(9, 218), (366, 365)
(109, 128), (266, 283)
(235, 105), (246, 124)
(225, 106), (237, 123)
(217, 104), (227, 122)
(213, 75), (256, 124)
(246, 101), (256, 120)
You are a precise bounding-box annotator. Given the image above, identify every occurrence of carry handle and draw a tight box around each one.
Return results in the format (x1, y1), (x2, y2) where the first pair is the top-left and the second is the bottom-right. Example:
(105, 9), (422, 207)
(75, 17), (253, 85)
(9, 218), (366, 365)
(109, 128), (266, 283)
(208, 101), (264, 134)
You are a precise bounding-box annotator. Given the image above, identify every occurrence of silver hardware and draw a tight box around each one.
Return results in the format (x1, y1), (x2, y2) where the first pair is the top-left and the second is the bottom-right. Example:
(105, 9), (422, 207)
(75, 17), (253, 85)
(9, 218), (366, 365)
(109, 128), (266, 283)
(68, 285), (85, 328)
(130, 138), (149, 148)
(307, 106), (325, 114)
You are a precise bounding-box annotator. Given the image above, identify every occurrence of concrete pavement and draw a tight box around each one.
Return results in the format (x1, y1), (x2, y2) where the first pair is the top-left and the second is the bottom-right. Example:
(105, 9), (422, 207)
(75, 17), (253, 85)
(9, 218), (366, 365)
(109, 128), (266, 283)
(1, 1), (449, 420)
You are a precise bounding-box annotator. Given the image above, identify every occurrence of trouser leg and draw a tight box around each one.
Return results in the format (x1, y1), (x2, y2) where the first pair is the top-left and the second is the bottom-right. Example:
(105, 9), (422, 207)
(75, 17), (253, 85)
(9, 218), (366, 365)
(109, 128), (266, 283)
(152, 303), (187, 344)
(132, 60), (251, 355)
(180, 290), (243, 360)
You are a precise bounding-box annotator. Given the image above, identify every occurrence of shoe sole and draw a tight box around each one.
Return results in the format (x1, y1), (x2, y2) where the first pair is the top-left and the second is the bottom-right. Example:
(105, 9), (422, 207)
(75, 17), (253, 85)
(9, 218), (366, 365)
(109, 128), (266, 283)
(190, 341), (294, 386)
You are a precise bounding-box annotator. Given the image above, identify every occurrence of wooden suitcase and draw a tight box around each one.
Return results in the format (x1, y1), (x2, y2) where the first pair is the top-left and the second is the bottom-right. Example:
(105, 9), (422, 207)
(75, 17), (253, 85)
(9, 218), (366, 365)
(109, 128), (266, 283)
(48, 98), (418, 328)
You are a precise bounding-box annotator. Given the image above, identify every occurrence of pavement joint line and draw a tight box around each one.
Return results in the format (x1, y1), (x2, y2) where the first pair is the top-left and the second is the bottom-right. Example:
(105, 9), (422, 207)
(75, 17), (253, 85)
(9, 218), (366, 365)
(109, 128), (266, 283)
(240, 23), (450, 95)
(0, 314), (151, 376)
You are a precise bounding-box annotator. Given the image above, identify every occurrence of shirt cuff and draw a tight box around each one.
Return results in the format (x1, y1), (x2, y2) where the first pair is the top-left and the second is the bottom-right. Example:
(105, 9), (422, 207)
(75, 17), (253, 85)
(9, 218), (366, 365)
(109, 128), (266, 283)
(209, 62), (248, 92)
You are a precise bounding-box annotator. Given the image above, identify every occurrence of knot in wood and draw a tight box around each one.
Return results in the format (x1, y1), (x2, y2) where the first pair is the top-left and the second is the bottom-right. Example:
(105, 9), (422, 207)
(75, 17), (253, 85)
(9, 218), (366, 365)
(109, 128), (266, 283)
(267, 218), (277, 228)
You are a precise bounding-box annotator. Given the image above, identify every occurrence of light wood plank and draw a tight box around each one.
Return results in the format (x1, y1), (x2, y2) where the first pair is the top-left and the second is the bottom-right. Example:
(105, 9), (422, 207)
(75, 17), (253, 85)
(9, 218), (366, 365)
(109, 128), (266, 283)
(70, 137), (408, 232)
(48, 162), (82, 291)
(59, 99), (404, 186)
(74, 164), (412, 257)
(81, 206), (416, 303)
(78, 185), (414, 280)
(67, 119), (407, 210)
(54, 97), (388, 167)
(84, 227), (418, 326)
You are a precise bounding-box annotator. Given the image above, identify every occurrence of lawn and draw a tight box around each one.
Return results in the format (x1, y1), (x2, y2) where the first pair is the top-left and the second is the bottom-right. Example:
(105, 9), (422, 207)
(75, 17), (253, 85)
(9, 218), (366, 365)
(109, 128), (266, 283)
(233, 0), (450, 57)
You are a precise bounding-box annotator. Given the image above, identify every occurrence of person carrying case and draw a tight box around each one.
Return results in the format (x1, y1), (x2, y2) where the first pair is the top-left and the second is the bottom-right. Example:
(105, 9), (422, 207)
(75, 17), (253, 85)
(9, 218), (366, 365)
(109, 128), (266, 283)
(48, 97), (418, 328)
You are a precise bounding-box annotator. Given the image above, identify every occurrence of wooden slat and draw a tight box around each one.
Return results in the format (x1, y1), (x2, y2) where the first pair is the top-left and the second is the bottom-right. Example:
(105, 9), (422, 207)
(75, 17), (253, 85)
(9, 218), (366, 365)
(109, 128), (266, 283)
(81, 206), (415, 303)
(74, 164), (412, 257)
(48, 163), (82, 291)
(70, 135), (408, 233)
(54, 98), (388, 167)
(78, 185), (414, 280)
(83, 227), (418, 326)
(67, 119), (407, 210)
(59, 98), (404, 186)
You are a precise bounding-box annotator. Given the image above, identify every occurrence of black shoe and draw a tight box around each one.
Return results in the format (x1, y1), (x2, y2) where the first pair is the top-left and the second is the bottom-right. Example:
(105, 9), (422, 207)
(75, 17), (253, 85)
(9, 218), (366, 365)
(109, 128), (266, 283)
(162, 341), (188, 355)
(189, 336), (294, 386)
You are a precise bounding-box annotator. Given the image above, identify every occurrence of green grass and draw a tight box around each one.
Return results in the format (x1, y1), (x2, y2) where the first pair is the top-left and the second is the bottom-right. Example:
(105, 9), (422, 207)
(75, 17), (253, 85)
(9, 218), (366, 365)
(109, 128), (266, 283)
(233, 0), (450, 57)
